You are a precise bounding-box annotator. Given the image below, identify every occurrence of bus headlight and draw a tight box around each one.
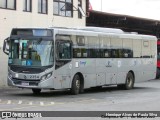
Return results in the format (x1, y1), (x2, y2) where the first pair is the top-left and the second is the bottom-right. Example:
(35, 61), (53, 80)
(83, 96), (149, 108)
(41, 72), (52, 81)
(47, 73), (52, 78)
(41, 76), (47, 81)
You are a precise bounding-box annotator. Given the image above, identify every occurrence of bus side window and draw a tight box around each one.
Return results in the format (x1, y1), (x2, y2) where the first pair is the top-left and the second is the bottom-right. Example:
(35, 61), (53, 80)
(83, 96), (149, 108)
(104, 49), (111, 58)
(55, 41), (72, 69)
(55, 35), (72, 69)
(57, 41), (71, 60)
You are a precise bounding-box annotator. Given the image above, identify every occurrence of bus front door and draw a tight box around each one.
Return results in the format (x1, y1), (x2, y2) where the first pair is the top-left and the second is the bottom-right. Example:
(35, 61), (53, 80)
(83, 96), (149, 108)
(54, 39), (72, 89)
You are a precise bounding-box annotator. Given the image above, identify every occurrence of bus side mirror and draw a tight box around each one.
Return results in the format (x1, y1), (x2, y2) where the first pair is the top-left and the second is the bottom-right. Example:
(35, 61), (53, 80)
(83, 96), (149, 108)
(3, 37), (10, 55)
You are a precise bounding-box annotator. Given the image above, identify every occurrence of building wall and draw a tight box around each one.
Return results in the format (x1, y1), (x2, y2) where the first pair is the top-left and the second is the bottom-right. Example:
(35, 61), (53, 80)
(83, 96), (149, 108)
(0, 47), (8, 87)
(0, 0), (86, 87)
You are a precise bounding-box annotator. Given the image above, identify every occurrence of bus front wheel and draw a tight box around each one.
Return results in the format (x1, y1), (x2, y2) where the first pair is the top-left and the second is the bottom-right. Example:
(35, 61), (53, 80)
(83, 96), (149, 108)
(32, 89), (41, 94)
(71, 75), (81, 95)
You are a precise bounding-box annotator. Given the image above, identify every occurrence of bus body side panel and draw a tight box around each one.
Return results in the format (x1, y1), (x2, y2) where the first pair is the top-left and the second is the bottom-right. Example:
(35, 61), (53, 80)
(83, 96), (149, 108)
(95, 59), (107, 85)
(141, 58), (156, 81)
(53, 62), (72, 89)
(71, 59), (97, 89)
(117, 59), (131, 84)
(96, 58), (117, 85)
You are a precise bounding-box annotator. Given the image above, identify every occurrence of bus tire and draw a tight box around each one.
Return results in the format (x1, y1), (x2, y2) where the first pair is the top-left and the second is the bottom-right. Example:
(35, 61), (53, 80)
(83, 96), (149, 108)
(117, 72), (134, 90)
(32, 89), (41, 94)
(156, 68), (160, 79)
(125, 72), (134, 90)
(71, 75), (81, 95)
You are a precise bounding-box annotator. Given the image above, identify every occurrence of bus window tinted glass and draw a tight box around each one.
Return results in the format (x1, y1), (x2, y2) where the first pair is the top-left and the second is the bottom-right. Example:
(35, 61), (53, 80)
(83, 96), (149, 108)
(73, 36), (88, 58)
(150, 40), (156, 58)
(122, 39), (133, 58)
(110, 37), (122, 58)
(58, 42), (71, 59)
(133, 39), (141, 58)
(88, 36), (99, 58)
(142, 40), (151, 58)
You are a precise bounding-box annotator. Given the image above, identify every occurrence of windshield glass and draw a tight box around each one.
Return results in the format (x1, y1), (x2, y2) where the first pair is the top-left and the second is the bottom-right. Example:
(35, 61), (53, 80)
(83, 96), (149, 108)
(9, 39), (54, 67)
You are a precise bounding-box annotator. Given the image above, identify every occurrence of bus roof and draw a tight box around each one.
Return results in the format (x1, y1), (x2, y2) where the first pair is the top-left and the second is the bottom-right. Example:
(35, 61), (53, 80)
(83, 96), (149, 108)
(11, 27), (157, 41)
(75, 27), (124, 34)
(52, 27), (157, 41)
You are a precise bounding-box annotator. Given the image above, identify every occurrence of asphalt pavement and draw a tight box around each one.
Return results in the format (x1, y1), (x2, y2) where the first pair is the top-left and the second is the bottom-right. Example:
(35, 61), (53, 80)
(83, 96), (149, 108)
(0, 79), (160, 120)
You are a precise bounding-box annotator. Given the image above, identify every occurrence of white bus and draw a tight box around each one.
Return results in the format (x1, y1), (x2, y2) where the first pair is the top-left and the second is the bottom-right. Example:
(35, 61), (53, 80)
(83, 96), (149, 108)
(3, 27), (157, 95)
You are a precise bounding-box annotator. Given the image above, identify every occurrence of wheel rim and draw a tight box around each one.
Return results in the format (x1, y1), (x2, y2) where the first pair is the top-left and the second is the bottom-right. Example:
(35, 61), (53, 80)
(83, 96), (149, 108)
(76, 79), (80, 89)
(127, 75), (133, 88)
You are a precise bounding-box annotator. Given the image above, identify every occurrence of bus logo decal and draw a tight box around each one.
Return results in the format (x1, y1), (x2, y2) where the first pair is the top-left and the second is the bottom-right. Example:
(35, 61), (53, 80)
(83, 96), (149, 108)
(80, 61), (87, 66)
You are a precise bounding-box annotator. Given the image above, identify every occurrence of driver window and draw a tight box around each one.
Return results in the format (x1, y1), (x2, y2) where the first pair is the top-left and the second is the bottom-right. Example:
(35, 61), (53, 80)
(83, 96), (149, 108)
(55, 35), (72, 69)
(58, 42), (71, 59)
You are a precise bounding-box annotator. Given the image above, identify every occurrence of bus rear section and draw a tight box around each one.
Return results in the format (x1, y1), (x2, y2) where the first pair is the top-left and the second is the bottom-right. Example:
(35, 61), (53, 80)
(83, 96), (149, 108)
(156, 40), (160, 78)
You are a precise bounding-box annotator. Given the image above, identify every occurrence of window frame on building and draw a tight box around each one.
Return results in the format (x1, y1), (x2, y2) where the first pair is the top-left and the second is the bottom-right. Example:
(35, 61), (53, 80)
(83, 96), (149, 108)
(78, 0), (82, 19)
(0, 0), (16, 10)
(38, 0), (48, 14)
(23, 0), (32, 12)
(53, 0), (73, 17)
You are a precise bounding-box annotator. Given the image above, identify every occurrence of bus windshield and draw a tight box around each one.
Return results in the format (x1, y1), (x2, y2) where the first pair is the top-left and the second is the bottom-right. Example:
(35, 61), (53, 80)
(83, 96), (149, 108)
(8, 39), (54, 67)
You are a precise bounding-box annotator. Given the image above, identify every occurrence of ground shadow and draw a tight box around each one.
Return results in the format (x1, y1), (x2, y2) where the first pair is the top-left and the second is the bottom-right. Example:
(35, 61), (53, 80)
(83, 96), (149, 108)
(6, 85), (156, 98)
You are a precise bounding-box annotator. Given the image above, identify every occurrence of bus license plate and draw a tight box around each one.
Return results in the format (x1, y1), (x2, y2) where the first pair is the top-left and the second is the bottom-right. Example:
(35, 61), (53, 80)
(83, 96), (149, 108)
(21, 82), (29, 86)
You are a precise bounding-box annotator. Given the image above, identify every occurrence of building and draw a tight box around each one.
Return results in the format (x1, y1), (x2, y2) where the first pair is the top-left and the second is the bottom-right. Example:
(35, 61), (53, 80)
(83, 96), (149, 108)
(0, 0), (87, 45)
(88, 0), (160, 38)
(0, 0), (87, 87)
(87, 10), (160, 38)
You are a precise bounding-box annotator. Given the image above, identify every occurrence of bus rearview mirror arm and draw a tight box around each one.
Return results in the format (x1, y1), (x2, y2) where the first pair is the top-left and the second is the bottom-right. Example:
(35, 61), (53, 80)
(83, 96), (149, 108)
(3, 37), (9, 55)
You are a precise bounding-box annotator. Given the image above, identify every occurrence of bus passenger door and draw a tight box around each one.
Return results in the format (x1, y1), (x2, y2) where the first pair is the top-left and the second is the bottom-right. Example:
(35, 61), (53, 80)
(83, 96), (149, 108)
(54, 36), (72, 89)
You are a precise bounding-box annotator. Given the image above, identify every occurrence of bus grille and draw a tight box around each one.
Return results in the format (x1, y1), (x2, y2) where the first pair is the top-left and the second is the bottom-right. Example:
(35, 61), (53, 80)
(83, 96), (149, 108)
(12, 79), (40, 86)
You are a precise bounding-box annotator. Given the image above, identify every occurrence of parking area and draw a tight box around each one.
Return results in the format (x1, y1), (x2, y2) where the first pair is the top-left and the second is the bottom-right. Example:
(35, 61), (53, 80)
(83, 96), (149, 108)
(0, 79), (160, 111)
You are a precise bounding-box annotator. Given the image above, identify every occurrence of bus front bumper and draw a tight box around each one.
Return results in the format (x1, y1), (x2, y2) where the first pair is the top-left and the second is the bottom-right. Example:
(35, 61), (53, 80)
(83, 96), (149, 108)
(8, 76), (54, 89)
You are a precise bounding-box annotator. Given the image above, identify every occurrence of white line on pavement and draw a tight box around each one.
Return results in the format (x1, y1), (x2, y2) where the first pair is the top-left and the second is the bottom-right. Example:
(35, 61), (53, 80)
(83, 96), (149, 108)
(40, 102), (44, 106)
(7, 100), (11, 104)
(51, 102), (55, 105)
(29, 101), (33, 105)
(18, 100), (22, 104)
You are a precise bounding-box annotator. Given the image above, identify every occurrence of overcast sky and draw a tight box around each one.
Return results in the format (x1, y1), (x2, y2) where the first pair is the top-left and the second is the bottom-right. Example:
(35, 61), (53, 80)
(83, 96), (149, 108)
(89, 0), (160, 20)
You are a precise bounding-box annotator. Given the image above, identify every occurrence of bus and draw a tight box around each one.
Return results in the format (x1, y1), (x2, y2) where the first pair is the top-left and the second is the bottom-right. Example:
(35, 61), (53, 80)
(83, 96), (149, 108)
(3, 27), (157, 95)
(156, 39), (160, 78)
